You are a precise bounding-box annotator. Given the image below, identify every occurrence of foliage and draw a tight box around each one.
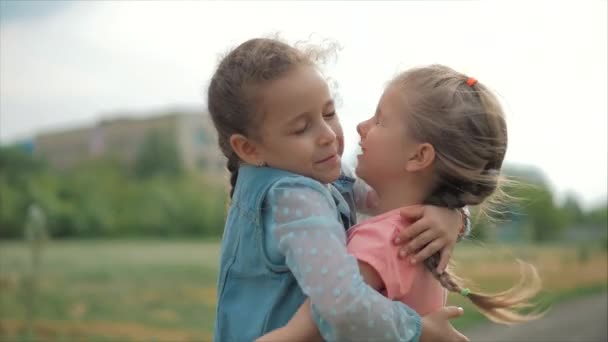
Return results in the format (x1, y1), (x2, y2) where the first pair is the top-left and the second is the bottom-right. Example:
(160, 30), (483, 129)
(0, 146), (227, 239)
(1, 146), (605, 241)
(134, 130), (183, 179)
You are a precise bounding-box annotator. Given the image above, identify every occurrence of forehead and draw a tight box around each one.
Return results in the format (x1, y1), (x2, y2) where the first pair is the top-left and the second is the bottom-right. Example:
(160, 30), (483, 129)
(257, 65), (332, 120)
(379, 85), (407, 116)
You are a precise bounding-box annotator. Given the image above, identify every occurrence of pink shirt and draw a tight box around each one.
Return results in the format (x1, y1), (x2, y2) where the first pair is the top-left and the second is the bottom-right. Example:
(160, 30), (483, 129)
(346, 208), (446, 316)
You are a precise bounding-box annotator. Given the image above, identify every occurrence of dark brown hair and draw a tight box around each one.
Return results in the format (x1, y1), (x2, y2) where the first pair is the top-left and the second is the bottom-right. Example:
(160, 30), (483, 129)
(207, 38), (316, 198)
(392, 65), (542, 324)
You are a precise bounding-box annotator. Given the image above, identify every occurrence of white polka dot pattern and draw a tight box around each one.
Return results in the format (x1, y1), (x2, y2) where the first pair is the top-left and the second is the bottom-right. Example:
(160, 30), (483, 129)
(265, 178), (422, 341)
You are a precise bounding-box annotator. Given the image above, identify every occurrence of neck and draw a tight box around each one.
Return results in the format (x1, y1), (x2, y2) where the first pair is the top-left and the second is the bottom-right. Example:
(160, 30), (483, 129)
(372, 175), (433, 214)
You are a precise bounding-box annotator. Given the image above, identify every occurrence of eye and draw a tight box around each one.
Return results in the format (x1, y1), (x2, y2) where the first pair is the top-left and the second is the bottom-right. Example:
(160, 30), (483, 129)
(323, 111), (336, 120)
(293, 123), (309, 135)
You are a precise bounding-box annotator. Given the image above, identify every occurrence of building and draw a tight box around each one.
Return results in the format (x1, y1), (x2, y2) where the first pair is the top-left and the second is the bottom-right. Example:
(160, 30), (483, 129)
(34, 111), (225, 174)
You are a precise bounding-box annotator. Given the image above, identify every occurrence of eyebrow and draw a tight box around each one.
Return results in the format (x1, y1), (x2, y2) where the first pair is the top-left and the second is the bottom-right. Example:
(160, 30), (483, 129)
(375, 106), (382, 119)
(286, 111), (310, 126)
(287, 99), (335, 125)
(323, 99), (335, 110)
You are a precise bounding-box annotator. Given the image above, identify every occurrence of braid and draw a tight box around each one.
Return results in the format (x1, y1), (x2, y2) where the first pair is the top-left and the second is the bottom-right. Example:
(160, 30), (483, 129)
(423, 254), (462, 293)
(425, 185), (468, 209)
(388, 65), (541, 324)
(422, 247), (543, 324)
(208, 38), (316, 199)
(425, 167), (500, 210)
(227, 154), (240, 199)
(422, 193), (543, 325)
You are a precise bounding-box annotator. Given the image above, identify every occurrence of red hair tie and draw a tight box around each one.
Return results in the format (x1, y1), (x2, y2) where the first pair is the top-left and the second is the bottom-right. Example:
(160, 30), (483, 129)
(466, 77), (477, 87)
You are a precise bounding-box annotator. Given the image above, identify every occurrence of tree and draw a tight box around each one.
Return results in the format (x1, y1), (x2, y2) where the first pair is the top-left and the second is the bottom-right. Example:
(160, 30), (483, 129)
(585, 203), (608, 227)
(0, 146), (45, 184)
(508, 183), (566, 242)
(0, 146), (46, 238)
(134, 130), (183, 179)
(561, 192), (585, 226)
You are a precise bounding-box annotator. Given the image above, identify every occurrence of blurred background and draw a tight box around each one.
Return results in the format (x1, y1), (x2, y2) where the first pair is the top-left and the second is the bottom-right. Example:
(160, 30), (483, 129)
(1, 1), (606, 341)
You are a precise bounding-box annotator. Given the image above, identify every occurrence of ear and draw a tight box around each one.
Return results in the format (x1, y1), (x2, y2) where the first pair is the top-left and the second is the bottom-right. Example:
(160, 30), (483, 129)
(229, 134), (264, 166)
(405, 143), (435, 172)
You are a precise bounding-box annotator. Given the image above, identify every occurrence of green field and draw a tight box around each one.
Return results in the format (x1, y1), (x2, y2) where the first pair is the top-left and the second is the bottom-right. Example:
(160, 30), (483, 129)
(1, 240), (606, 341)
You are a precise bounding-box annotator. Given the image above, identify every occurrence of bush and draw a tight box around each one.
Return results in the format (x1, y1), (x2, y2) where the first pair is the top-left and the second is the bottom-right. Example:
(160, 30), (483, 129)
(0, 147), (227, 239)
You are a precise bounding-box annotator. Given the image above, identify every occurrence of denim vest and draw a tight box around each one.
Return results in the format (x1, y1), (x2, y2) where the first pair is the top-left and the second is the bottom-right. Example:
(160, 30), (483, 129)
(333, 171), (357, 227)
(213, 165), (354, 342)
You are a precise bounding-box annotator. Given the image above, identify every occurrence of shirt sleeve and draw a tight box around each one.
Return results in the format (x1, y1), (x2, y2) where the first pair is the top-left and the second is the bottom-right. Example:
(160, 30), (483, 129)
(265, 177), (421, 342)
(341, 165), (377, 215)
(351, 177), (382, 217)
(347, 226), (415, 301)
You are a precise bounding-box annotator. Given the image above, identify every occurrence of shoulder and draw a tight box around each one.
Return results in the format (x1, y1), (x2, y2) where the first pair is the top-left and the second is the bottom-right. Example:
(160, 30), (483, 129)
(332, 164), (357, 195)
(266, 175), (336, 209)
(348, 214), (405, 245)
(270, 175), (333, 197)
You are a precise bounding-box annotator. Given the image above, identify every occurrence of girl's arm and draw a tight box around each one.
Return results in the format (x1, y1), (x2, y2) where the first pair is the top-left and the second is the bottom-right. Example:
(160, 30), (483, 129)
(256, 300), (320, 342)
(351, 173), (470, 273)
(265, 178), (421, 341)
(258, 261), (384, 342)
(397, 206), (469, 273)
(260, 253), (468, 342)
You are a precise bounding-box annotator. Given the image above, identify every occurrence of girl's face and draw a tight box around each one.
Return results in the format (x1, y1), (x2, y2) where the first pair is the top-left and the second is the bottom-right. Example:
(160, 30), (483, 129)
(356, 85), (420, 188)
(253, 65), (342, 184)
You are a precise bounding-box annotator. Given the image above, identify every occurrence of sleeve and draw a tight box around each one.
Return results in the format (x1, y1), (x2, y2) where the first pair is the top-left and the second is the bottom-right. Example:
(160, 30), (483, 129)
(341, 165), (377, 215)
(352, 177), (378, 215)
(266, 177), (421, 342)
(347, 226), (415, 301)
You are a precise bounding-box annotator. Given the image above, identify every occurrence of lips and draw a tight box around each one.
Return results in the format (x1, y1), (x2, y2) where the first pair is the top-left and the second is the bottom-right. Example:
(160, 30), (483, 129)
(316, 154), (337, 164)
(358, 142), (366, 154)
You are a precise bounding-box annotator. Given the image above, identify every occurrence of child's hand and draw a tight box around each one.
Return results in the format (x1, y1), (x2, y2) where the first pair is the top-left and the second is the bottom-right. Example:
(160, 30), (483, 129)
(393, 205), (463, 273)
(257, 299), (322, 342)
(256, 327), (290, 342)
(420, 306), (469, 342)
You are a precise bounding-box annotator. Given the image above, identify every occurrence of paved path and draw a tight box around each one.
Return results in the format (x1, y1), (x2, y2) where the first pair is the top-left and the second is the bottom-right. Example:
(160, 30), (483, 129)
(463, 292), (608, 342)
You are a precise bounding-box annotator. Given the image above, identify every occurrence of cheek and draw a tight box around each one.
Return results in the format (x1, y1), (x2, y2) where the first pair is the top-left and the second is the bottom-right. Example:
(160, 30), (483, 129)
(336, 135), (344, 155)
(328, 121), (344, 154)
(368, 133), (402, 165)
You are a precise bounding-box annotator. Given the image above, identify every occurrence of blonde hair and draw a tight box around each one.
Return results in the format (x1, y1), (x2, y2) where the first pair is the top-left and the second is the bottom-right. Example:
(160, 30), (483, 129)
(392, 65), (543, 324)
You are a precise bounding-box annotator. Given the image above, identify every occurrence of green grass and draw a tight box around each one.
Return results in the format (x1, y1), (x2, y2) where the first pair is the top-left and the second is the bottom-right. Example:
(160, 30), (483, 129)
(1, 240), (606, 341)
(1, 240), (220, 341)
(448, 243), (608, 330)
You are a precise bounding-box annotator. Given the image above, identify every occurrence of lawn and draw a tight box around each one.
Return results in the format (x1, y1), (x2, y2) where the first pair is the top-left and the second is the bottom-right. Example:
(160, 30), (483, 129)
(1, 240), (606, 341)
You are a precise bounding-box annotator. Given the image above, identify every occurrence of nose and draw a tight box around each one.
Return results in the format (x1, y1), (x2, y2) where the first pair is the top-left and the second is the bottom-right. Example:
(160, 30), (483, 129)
(357, 119), (370, 138)
(318, 120), (337, 146)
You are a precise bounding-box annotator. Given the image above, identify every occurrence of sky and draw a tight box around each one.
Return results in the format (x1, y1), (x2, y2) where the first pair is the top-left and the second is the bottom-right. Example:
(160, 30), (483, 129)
(0, 0), (606, 208)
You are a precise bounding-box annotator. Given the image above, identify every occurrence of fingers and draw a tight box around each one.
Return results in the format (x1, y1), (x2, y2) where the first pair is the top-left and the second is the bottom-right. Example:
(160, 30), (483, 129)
(395, 219), (429, 244)
(437, 246), (453, 274)
(405, 229), (438, 256)
(448, 325), (469, 342)
(411, 240), (444, 264)
(399, 205), (424, 221)
(442, 306), (465, 320)
(453, 330), (470, 342)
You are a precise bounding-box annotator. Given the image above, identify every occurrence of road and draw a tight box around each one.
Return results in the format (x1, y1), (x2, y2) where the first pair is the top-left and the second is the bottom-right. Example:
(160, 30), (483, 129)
(464, 291), (608, 342)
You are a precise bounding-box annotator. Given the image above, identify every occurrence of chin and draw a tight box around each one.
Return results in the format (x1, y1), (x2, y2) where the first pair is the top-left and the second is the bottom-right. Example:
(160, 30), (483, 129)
(355, 166), (374, 186)
(319, 167), (341, 184)
(329, 168), (342, 183)
(355, 164), (365, 179)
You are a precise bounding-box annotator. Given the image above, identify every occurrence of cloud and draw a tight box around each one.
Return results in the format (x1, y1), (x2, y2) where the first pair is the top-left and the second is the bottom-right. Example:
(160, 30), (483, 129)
(0, 1), (606, 207)
(0, 0), (71, 23)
